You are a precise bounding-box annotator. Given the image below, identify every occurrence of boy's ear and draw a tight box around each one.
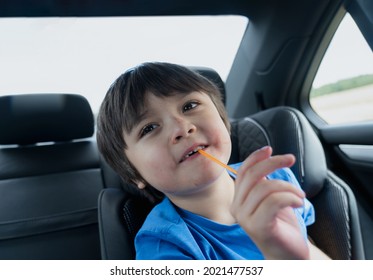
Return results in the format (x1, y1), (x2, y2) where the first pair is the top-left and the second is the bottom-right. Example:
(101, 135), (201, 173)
(136, 181), (146, 189)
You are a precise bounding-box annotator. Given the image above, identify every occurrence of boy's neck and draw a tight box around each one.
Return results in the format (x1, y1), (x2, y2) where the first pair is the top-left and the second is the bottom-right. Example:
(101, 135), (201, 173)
(168, 171), (236, 225)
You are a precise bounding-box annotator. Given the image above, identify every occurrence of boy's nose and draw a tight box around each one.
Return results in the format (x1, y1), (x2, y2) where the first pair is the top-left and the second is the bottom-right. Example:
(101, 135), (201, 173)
(171, 117), (196, 143)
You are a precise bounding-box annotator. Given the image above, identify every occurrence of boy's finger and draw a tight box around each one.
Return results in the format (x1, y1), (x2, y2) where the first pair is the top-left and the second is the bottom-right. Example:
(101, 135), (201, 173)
(237, 179), (305, 218)
(248, 153), (295, 182)
(235, 146), (272, 186)
(234, 153), (296, 204)
(255, 192), (305, 223)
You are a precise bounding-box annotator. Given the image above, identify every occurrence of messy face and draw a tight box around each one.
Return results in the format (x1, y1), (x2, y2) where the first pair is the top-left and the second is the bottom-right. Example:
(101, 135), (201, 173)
(124, 91), (232, 199)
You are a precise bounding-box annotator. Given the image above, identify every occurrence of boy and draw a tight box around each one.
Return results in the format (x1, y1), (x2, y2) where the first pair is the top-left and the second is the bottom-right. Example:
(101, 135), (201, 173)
(97, 62), (330, 259)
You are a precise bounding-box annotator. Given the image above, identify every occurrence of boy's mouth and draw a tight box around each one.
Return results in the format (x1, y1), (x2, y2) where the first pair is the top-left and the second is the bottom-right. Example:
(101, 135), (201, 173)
(180, 145), (207, 163)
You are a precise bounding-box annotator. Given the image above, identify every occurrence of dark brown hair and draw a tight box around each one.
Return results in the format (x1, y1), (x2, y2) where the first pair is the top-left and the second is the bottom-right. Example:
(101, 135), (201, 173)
(96, 62), (229, 201)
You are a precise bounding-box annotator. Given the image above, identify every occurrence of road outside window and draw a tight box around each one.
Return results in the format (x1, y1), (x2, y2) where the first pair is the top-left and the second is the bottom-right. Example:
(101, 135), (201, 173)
(310, 13), (373, 125)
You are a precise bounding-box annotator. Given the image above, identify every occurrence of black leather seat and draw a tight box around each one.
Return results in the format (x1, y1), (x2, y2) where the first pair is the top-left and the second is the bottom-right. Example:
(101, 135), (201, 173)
(97, 69), (365, 260)
(0, 93), (108, 259)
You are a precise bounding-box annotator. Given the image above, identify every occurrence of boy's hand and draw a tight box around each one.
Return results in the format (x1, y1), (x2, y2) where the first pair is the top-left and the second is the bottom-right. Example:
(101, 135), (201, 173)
(230, 146), (310, 259)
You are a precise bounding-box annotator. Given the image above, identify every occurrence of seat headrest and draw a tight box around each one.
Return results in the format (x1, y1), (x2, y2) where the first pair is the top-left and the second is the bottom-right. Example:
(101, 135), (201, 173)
(0, 93), (94, 145)
(190, 66), (226, 105)
(230, 107), (327, 198)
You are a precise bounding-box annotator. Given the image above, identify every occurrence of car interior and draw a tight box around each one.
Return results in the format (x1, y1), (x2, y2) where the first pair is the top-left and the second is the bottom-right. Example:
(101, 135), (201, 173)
(0, 0), (372, 260)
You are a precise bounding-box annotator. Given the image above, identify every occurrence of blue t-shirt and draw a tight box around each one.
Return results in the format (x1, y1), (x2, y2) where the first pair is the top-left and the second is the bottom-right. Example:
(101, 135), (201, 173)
(135, 166), (315, 260)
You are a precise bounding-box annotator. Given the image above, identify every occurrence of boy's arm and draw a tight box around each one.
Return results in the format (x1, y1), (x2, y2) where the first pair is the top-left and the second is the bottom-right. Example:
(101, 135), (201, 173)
(309, 241), (331, 260)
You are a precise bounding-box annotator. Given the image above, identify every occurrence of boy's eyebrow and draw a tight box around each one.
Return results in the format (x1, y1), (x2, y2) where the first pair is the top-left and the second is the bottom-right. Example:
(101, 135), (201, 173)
(130, 109), (150, 131)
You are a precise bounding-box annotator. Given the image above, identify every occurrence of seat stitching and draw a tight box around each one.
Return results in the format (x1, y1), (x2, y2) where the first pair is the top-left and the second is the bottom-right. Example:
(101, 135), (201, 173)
(243, 117), (271, 146)
(286, 109), (305, 183)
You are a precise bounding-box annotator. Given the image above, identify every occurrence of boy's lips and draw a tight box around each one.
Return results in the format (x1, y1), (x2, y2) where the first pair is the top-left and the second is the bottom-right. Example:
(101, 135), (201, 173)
(179, 145), (208, 163)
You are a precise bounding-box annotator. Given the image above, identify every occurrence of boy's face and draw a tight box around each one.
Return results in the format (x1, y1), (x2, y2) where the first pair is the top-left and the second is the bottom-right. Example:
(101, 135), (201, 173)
(124, 91), (232, 198)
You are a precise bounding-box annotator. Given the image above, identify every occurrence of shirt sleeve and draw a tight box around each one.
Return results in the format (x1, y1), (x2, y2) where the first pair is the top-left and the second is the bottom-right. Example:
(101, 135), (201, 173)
(280, 168), (315, 226)
(135, 232), (194, 260)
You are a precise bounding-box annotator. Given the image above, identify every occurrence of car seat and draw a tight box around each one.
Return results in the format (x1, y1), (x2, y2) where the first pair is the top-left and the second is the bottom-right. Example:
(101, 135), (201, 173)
(229, 106), (365, 260)
(0, 93), (109, 259)
(97, 69), (365, 260)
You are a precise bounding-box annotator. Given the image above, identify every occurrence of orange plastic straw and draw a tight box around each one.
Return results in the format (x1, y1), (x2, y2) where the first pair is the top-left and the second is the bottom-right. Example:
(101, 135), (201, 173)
(198, 149), (237, 174)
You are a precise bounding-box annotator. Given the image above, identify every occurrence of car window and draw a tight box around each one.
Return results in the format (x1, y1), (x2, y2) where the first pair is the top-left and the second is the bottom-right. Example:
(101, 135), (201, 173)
(310, 13), (373, 125)
(0, 16), (247, 114)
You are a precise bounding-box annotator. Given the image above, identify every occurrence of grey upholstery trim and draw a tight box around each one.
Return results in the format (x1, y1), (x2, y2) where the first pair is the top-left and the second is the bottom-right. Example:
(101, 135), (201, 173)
(287, 109), (305, 182)
(339, 144), (373, 163)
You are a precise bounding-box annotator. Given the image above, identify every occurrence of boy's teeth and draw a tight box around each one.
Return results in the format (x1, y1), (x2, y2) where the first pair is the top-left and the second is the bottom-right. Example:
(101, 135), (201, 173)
(185, 145), (205, 158)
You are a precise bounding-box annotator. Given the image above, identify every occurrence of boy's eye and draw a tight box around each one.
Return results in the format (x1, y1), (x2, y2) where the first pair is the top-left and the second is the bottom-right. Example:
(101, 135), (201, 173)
(183, 101), (199, 112)
(140, 123), (158, 137)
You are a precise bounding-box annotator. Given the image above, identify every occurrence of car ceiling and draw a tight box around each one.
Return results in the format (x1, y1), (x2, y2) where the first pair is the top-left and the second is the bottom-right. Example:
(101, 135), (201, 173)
(0, 0), (330, 23)
(1, 0), (252, 17)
